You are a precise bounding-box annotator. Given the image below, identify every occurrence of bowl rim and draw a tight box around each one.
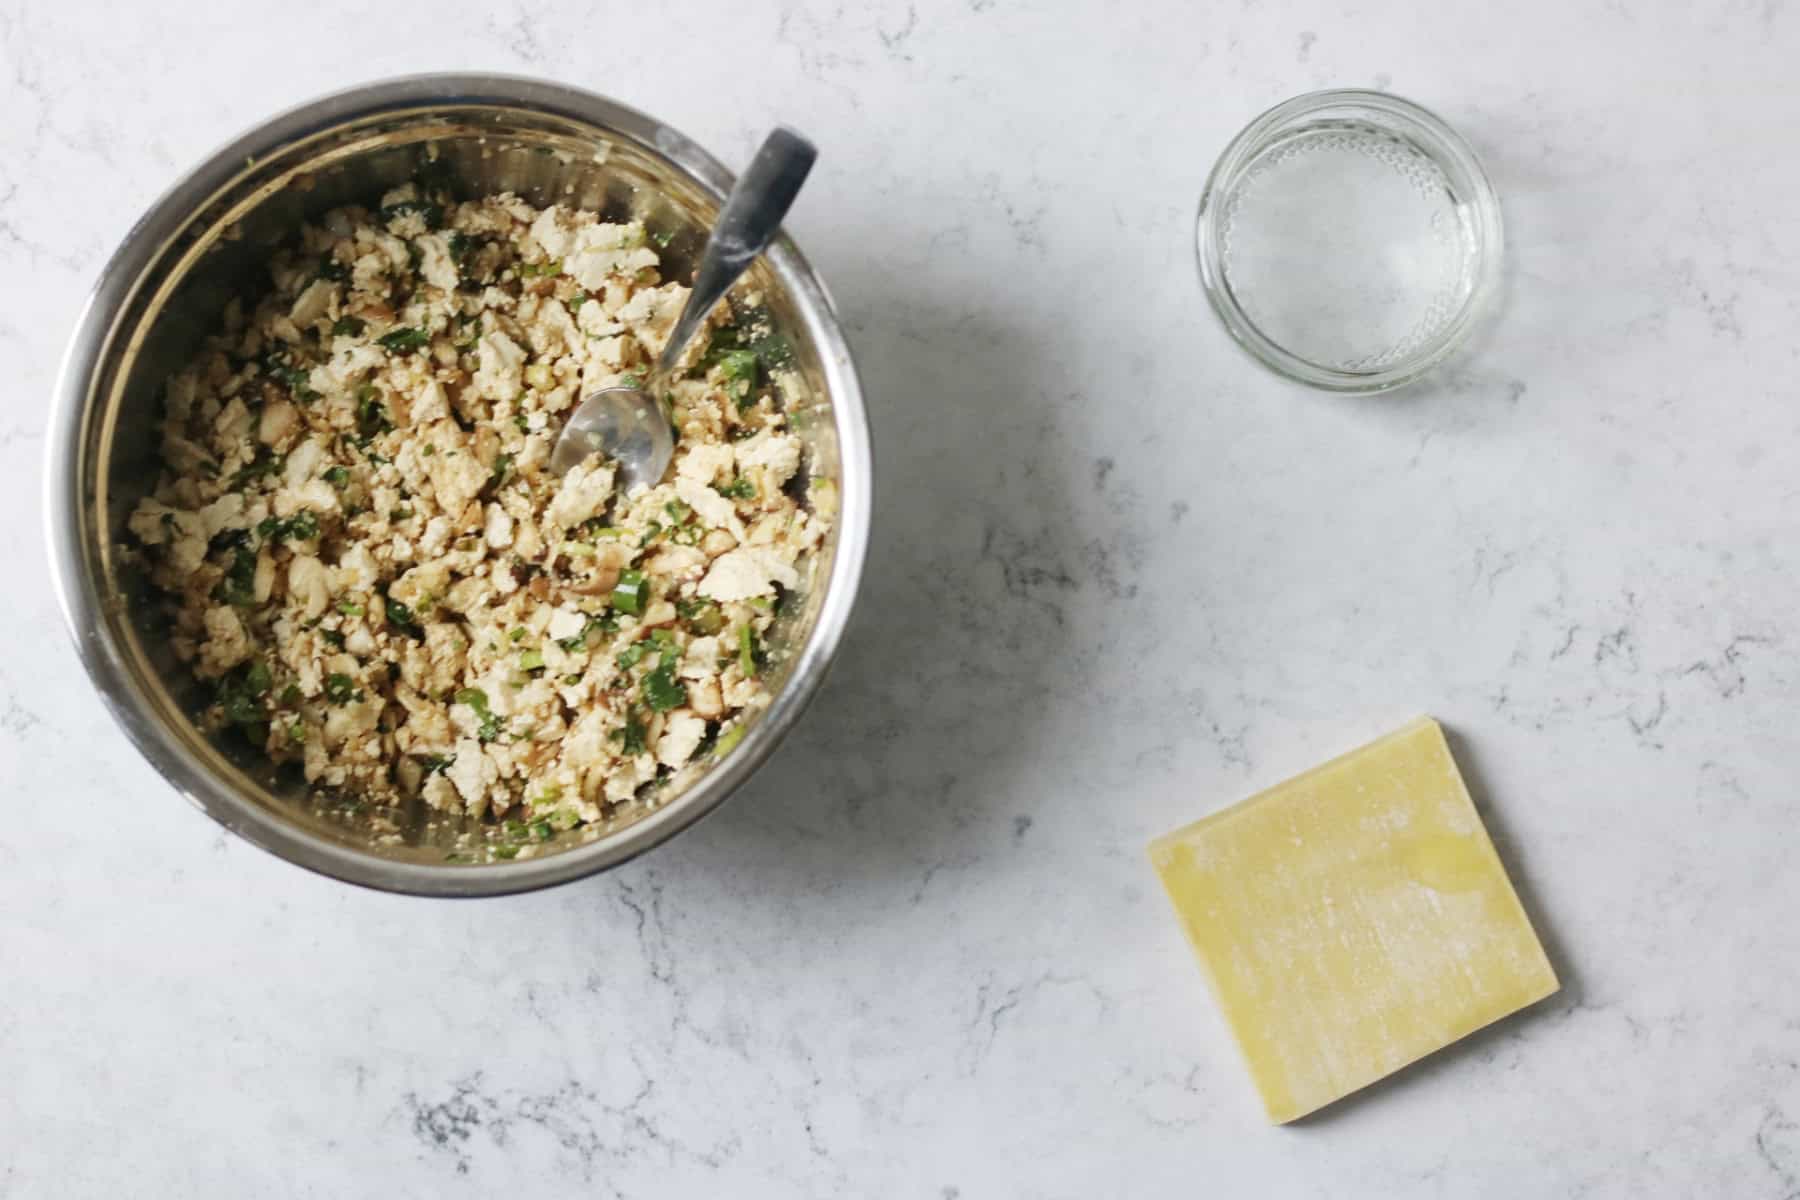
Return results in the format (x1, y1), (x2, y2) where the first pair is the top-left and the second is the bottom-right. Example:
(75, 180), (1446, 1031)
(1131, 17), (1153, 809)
(42, 72), (873, 897)
(1194, 88), (1504, 394)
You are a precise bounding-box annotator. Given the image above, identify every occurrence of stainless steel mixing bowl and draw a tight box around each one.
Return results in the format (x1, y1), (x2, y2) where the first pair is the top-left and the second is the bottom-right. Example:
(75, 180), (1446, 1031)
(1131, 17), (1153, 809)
(44, 75), (871, 896)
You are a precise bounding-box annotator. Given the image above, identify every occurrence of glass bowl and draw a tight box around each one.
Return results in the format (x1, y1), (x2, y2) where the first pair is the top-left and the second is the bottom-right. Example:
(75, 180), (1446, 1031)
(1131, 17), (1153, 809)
(1196, 89), (1503, 393)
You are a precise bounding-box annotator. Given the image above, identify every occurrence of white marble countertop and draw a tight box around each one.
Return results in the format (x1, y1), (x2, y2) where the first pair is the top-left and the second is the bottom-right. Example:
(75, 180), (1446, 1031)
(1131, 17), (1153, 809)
(5, 1), (1800, 1195)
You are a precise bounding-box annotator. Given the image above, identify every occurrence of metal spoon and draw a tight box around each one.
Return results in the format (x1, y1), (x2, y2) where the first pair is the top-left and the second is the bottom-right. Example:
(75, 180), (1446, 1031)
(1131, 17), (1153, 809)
(549, 127), (818, 487)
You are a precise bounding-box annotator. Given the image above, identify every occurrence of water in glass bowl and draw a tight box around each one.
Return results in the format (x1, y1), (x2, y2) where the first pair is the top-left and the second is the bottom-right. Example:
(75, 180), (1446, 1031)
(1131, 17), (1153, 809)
(1217, 121), (1480, 373)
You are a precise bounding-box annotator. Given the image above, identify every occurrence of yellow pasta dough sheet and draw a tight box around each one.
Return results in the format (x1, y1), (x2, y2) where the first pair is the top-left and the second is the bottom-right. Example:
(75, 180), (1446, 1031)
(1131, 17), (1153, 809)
(1148, 717), (1558, 1123)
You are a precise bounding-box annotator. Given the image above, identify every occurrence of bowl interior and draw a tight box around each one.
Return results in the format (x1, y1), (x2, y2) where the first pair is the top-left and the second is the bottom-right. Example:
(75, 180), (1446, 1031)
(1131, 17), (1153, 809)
(75, 96), (851, 880)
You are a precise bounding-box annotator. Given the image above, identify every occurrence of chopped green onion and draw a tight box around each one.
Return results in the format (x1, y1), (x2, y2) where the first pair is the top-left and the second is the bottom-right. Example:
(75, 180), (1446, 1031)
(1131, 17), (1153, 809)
(713, 724), (746, 757)
(385, 596), (421, 635)
(611, 569), (647, 614)
(518, 648), (545, 672)
(324, 673), (356, 704)
(739, 624), (758, 677)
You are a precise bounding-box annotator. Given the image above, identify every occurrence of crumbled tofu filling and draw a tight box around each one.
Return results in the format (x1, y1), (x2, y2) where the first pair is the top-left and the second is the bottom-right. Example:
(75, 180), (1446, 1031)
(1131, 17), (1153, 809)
(125, 181), (828, 847)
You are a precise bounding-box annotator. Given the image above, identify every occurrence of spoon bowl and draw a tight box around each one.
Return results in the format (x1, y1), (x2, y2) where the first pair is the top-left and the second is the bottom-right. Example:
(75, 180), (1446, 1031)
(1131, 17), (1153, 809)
(547, 384), (673, 488)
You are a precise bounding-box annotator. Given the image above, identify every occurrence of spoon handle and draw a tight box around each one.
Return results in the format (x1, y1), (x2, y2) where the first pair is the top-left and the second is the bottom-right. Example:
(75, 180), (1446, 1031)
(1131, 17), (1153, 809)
(656, 127), (818, 378)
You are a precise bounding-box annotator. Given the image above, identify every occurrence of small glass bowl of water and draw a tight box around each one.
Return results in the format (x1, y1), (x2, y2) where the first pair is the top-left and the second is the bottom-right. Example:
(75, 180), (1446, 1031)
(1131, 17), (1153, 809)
(1196, 90), (1502, 393)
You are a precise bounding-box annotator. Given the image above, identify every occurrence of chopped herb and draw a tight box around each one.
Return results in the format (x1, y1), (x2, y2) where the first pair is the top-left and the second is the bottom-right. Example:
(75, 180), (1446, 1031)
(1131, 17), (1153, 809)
(355, 386), (391, 438)
(324, 673), (356, 704)
(650, 228), (675, 249)
(518, 258), (562, 278)
(455, 687), (502, 742)
(617, 372), (645, 391)
(616, 707), (648, 755)
(279, 683), (303, 706)
(562, 673), (582, 685)
(218, 545), (256, 607)
(320, 628), (347, 649)
(513, 413), (531, 433)
(418, 754), (452, 775)
(494, 845), (521, 860)
(287, 720), (306, 743)
(531, 820), (555, 842)
(611, 569), (647, 615)
(331, 316), (366, 337)
(642, 645), (687, 712)
(616, 642), (650, 671)
(268, 362), (320, 403)
(518, 648), (545, 672)
(744, 324), (794, 369)
(715, 476), (756, 500)
(256, 510), (319, 543)
(712, 347), (760, 406)
(323, 466), (350, 487)
(447, 232), (476, 263)
(509, 627), (528, 643)
(229, 449), (284, 490)
(377, 326), (429, 353)
(338, 601), (364, 616)
(568, 293), (589, 311)
(218, 676), (263, 725)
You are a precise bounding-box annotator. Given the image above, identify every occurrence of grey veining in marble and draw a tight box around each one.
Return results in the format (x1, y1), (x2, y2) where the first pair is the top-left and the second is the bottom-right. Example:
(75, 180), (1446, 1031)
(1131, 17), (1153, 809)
(5, 0), (1800, 1196)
